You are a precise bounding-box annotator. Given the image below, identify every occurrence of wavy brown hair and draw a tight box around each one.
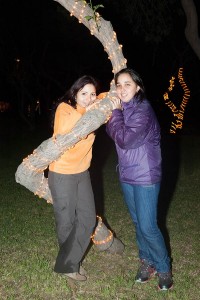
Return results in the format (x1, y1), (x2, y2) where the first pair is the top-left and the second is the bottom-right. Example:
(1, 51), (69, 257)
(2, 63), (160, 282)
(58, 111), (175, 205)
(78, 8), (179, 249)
(50, 75), (99, 128)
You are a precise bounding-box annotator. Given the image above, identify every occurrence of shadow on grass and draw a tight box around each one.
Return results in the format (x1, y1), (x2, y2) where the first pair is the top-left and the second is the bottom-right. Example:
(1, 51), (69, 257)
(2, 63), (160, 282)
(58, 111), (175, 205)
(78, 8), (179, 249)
(90, 125), (114, 217)
(158, 133), (181, 260)
(91, 128), (183, 263)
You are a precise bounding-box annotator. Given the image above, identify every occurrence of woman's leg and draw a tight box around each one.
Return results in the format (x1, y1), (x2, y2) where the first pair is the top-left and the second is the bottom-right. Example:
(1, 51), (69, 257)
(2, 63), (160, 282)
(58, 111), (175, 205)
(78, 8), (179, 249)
(134, 183), (170, 273)
(121, 182), (153, 265)
(48, 170), (96, 274)
(48, 171), (76, 247)
(76, 170), (96, 258)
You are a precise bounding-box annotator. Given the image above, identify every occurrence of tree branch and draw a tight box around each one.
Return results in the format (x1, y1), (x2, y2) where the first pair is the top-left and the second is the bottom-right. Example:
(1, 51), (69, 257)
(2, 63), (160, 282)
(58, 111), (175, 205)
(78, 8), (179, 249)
(181, 0), (200, 59)
(54, 0), (127, 79)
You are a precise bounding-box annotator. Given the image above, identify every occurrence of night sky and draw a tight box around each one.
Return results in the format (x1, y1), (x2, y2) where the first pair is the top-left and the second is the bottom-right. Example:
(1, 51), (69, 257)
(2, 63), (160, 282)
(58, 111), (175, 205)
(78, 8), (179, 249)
(0, 0), (200, 132)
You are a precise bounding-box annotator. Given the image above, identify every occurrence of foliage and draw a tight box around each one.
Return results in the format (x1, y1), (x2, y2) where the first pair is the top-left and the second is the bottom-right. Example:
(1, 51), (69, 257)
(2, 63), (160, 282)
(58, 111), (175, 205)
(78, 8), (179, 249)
(82, 0), (104, 31)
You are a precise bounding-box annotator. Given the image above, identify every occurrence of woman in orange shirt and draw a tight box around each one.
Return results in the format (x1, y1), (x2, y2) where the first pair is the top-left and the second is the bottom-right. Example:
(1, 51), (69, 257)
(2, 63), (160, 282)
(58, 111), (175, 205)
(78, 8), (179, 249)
(48, 75), (100, 281)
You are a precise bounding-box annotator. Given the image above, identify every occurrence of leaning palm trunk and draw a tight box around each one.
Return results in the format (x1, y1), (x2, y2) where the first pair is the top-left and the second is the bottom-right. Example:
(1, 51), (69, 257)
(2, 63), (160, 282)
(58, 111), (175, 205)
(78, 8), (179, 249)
(15, 96), (124, 253)
(15, 0), (126, 253)
(15, 98), (112, 203)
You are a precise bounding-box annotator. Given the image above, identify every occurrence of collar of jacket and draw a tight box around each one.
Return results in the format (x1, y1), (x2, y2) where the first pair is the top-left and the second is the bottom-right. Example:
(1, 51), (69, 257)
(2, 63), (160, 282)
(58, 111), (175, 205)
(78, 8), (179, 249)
(122, 96), (141, 110)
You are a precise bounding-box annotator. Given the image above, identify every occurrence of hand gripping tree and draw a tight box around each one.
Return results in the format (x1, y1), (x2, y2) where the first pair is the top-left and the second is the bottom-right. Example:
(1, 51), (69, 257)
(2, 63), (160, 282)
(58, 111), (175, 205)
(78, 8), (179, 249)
(15, 0), (127, 253)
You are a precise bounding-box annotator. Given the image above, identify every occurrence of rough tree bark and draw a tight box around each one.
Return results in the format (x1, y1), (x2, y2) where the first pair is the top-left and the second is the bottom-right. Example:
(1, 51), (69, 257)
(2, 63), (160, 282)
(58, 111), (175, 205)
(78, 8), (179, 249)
(15, 0), (126, 252)
(181, 0), (200, 59)
(54, 0), (127, 76)
(15, 98), (114, 203)
(15, 0), (127, 203)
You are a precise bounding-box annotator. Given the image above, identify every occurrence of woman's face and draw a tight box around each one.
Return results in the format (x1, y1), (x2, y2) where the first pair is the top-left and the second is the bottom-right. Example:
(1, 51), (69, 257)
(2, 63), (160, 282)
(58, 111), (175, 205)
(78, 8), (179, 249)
(76, 84), (96, 108)
(115, 73), (140, 103)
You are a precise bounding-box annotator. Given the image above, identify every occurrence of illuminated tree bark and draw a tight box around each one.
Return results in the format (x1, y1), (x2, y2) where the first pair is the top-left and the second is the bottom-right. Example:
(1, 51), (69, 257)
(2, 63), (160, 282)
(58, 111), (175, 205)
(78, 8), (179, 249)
(181, 0), (200, 59)
(15, 0), (126, 252)
(15, 0), (126, 253)
(53, 0), (127, 76)
(15, 0), (127, 204)
(15, 98), (114, 203)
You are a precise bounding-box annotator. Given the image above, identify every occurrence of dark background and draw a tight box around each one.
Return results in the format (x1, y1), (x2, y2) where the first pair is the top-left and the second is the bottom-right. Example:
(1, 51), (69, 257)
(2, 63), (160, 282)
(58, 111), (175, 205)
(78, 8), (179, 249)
(0, 0), (200, 134)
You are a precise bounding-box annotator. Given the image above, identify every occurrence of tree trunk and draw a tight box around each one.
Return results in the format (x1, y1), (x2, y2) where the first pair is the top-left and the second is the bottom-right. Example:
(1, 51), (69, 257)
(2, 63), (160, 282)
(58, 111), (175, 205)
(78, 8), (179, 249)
(15, 0), (128, 252)
(16, 98), (114, 202)
(15, 0), (127, 203)
(181, 0), (200, 59)
(54, 0), (127, 78)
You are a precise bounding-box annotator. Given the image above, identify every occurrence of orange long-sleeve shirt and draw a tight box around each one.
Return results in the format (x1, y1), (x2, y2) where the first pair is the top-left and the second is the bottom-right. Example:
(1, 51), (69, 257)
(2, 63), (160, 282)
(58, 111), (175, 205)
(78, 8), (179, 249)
(49, 102), (95, 174)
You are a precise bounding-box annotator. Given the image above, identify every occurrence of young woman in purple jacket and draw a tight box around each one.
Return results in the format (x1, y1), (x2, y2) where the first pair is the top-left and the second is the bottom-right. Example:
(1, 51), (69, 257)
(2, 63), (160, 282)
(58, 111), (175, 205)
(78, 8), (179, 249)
(106, 68), (173, 291)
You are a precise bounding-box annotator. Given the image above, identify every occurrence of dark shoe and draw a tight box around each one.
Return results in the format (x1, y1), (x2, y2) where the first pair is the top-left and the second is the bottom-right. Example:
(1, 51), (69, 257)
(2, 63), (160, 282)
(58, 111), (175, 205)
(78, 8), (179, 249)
(135, 259), (156, 283)
(158, 272), (173, 290)
(65, 272), (87, 281)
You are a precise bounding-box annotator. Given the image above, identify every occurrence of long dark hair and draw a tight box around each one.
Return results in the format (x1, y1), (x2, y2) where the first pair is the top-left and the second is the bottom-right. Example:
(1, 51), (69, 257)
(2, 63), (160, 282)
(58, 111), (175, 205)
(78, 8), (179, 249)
(50, 75), (99, 129)
(114, 68), (146, 102)
(60, 75), (99, 108)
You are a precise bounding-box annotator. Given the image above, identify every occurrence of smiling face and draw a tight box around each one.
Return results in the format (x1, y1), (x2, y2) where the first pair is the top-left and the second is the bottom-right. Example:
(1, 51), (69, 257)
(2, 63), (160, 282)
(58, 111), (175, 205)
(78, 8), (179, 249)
(115, 73), (140, 103)
(76, 83), (97, 108)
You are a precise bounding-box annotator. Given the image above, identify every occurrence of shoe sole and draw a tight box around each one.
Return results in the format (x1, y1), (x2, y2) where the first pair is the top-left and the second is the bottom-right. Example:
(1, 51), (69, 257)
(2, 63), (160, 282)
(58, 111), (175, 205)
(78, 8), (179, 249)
(65, 274), (87, 281)
(135, 271), (157, 283)
(158, 284), (173, 291)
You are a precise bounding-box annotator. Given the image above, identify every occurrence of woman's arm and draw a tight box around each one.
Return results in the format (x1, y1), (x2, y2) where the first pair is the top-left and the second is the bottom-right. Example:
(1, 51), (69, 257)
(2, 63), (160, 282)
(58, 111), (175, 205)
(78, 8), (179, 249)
(54, 103), (80, 135)
(106, 106), (150, 149)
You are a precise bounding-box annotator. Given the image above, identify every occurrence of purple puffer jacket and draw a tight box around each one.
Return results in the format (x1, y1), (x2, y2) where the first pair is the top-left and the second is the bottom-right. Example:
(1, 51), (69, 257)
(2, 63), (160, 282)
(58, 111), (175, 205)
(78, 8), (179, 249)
(106, 97), (162, 185)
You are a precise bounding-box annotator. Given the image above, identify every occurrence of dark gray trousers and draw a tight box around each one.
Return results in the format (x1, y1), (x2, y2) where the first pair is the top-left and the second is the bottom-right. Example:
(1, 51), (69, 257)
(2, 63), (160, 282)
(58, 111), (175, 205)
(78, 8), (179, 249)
(48, 170), (96, 273)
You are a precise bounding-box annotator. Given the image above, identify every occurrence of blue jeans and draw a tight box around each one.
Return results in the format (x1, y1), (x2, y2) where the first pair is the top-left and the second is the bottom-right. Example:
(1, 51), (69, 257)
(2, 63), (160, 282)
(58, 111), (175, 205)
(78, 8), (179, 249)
(121, 182), (170, 273)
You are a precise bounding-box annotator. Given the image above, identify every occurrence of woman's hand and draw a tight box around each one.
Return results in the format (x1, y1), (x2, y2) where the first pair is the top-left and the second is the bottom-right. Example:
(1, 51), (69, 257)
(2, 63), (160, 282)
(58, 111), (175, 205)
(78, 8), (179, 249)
(110, 96), (122, 110)
(85, 92), (121, 112)
(85, 99), (100, 112)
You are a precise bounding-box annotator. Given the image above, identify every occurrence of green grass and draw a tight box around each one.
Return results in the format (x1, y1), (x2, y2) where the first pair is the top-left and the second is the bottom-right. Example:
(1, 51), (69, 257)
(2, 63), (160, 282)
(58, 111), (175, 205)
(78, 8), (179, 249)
(0, 126), (200, 300)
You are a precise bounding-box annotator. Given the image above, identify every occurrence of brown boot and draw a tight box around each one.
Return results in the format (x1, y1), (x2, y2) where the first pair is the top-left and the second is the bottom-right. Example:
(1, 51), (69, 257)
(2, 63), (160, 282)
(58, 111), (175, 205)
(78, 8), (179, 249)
(79, 266), (87, 276)
(65, 272), (87, 281)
